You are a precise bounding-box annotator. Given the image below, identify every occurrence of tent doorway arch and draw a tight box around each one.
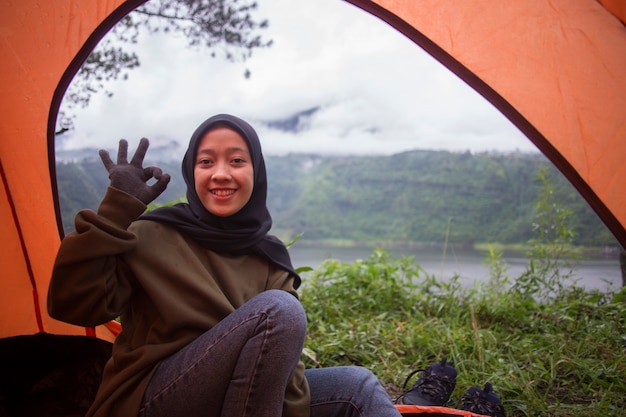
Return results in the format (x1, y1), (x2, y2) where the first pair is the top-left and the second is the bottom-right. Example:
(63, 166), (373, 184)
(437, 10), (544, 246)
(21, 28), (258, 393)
(1, 0), (625, 342)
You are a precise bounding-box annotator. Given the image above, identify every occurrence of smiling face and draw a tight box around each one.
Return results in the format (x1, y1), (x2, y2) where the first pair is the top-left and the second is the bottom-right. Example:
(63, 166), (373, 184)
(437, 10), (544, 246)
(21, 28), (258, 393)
(193, 126), (254, 217)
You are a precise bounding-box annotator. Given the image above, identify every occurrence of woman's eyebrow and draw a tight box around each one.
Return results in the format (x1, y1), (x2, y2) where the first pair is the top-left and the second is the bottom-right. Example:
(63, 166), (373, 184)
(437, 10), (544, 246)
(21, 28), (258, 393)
(197, 147), (250, 154)
(227, 147), (250, 154)
(196, 147), (251, 160)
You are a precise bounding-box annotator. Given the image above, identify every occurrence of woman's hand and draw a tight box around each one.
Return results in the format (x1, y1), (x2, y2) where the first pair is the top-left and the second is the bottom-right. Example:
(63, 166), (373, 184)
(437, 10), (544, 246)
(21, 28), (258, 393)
(99, 138), (171, 205)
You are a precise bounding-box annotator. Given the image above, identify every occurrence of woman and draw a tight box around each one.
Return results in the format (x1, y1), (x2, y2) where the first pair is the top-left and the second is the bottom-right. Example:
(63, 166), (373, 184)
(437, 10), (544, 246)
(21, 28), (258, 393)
(48, 114), (401, 417)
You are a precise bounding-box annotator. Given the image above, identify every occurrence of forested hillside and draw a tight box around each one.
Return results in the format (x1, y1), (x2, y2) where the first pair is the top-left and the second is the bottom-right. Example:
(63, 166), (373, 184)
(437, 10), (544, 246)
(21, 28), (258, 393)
(55, 150), (617, 248)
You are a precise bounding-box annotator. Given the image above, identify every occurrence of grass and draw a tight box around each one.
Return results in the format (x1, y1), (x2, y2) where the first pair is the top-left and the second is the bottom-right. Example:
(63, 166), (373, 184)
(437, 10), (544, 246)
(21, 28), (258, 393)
(298, 248), (626, 416)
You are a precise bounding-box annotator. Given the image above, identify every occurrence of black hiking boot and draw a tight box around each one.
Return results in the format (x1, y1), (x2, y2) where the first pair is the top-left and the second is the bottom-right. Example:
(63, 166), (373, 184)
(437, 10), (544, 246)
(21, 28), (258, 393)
(398, 357), (457, 406)
(462, 382), (506, 417)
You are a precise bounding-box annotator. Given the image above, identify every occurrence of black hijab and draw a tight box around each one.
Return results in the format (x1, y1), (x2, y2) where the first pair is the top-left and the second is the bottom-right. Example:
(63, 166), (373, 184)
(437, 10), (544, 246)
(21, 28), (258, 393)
(141, 114), (300, 288)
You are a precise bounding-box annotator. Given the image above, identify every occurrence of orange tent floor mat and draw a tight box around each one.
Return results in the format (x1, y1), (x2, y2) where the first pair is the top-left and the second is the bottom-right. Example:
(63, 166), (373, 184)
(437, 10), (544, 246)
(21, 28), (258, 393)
(396, 403), (489, 417)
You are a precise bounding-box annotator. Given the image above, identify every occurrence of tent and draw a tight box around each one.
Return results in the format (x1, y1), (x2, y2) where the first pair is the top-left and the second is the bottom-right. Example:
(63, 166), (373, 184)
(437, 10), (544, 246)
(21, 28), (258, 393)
(1, 0), (625, 413)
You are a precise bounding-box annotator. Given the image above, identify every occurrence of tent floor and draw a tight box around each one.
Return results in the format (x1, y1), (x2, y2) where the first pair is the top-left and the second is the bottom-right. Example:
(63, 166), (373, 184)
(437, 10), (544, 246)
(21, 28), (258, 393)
(0, 333), (111, 417)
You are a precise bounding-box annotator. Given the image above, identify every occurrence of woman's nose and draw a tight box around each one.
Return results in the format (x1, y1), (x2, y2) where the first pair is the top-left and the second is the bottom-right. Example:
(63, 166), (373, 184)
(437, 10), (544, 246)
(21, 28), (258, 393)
(211, 163), (231, 181)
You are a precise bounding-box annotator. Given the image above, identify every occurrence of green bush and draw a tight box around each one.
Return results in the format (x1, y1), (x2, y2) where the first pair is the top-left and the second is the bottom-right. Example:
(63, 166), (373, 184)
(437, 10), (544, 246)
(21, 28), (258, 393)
(300, 249), (626, 416)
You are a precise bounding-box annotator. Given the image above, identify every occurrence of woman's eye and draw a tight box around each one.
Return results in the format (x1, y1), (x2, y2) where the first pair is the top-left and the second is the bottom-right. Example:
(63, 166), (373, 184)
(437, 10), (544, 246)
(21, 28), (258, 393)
(232, 157), (246, 164)
(198, 158), (213, 165)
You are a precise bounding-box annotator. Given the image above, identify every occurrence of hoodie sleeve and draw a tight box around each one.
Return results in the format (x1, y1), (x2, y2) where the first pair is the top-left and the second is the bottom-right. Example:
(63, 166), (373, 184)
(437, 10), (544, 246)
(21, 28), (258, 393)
(48, 187), (147, 326)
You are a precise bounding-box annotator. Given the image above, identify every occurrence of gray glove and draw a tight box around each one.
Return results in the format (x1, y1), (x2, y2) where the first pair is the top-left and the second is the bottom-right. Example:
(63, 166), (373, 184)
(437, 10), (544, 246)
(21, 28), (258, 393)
(99, 138), (171, 205)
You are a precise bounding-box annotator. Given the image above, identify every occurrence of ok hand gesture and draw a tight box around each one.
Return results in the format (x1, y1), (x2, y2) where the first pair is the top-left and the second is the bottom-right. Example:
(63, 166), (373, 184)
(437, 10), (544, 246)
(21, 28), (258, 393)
(99, 138), (171, 205)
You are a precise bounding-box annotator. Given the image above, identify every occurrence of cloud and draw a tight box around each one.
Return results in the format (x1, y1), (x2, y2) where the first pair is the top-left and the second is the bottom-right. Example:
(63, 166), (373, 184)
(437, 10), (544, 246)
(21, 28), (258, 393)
(59, 0), (538, 157)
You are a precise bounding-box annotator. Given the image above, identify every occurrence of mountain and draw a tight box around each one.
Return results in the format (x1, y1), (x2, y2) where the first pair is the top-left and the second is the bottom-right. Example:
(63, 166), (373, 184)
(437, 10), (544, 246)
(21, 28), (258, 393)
(55, 149), (617, 248)
(262, 107), (321, 133)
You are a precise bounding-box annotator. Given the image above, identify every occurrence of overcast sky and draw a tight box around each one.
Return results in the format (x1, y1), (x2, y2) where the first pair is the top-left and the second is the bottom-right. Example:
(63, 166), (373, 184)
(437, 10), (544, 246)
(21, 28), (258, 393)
(58, 0), (539, 158)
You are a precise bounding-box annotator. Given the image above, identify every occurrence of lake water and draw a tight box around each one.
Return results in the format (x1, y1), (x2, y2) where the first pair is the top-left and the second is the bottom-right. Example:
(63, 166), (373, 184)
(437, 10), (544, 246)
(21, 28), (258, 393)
(288, 245), (623, 293)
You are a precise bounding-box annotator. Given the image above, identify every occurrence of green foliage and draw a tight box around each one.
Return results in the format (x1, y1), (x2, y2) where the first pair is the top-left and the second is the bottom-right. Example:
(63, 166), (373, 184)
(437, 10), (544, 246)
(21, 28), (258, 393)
(271, 151), (615, 248)
(482, 245), (511, 295)
(57, 150), (619, 249)
(300, 249), (626, 416)
(514, 168), (581, 300)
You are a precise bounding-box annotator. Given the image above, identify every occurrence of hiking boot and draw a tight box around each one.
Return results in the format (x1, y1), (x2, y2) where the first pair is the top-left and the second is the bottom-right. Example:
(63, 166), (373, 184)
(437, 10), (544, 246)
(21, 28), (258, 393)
(398, 357), (457, 406)
(462, 382), (506, 417)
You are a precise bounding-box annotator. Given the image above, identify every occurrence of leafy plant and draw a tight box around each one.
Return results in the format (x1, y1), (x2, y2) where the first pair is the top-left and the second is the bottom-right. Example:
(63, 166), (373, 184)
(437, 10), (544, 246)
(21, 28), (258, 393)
(514, 168), (581, 301)
(300, 249), (626, 416)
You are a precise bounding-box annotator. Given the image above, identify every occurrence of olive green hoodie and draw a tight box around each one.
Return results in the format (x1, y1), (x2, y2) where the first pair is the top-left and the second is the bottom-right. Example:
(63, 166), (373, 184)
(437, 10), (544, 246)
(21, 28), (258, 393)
(48, 187), (310, 417)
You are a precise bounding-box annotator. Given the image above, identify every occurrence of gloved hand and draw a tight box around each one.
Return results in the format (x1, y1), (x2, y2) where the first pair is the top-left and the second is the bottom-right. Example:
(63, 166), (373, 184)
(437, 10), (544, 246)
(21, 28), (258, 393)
(99, 138), (171, 205)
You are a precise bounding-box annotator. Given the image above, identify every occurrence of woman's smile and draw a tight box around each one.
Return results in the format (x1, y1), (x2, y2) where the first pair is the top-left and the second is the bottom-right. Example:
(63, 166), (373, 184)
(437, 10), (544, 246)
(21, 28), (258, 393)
(211, 188), (236, 198)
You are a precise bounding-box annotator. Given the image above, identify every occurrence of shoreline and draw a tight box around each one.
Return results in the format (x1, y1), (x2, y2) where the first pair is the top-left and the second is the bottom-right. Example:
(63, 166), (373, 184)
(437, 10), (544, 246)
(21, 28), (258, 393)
(283, 237), (621, 260)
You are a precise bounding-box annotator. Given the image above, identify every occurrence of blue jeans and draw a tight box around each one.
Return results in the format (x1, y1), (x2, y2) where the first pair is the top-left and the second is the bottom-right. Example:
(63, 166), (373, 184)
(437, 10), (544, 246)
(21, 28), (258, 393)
(306, 367), (401, 417)
(139, 290), (400, 417)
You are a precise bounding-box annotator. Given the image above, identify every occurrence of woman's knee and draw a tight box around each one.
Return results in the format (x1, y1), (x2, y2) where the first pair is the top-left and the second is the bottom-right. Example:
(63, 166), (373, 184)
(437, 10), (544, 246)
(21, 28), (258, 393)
(255, 290), (307, 334)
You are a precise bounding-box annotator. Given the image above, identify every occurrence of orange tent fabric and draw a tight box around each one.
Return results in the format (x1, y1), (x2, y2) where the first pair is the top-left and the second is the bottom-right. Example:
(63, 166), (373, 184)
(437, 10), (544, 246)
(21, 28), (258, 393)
(1, 0), (625, 341)
(0, 0), (145, 341)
